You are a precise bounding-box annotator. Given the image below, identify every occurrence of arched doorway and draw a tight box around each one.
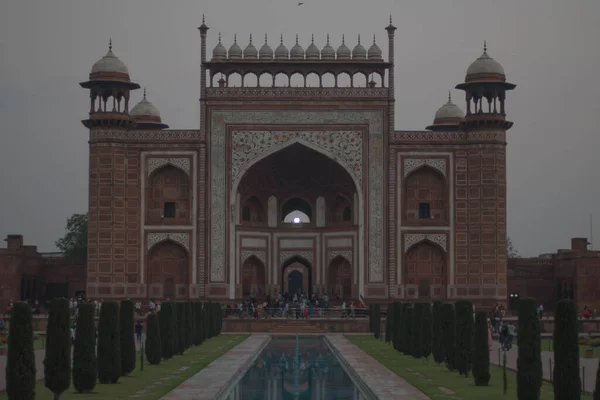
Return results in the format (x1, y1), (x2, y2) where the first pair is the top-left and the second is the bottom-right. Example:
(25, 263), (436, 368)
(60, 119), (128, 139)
(281, 256), (313, 298)
(241, 256), (266, 297)
(148, 241), (189, 299)
(328, 256), (353, 300)
(404, 241), (447, 299)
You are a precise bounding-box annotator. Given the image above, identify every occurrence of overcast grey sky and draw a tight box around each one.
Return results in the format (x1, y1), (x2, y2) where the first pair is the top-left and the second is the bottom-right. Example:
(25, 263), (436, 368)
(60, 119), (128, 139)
(1, 0), (599, 256)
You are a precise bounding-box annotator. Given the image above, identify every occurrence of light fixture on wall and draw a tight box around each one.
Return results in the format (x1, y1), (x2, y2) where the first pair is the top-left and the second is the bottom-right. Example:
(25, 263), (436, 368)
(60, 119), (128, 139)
(293, 217), (301, 224)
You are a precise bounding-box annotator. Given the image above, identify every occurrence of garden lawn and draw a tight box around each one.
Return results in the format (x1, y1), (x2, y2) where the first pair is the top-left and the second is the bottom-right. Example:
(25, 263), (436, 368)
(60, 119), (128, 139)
(347, 336), (593, 400)
(540, 338), (600, 358)
(0, 334), (247, 400)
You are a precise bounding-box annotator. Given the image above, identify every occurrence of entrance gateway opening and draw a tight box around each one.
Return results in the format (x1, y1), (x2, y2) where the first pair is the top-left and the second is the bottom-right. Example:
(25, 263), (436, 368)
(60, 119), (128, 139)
(281, 255), (313, 298)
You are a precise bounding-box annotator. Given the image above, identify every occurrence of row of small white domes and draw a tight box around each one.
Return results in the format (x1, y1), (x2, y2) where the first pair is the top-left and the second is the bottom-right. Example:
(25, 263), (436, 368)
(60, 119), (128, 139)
(212, 34), (382, 60)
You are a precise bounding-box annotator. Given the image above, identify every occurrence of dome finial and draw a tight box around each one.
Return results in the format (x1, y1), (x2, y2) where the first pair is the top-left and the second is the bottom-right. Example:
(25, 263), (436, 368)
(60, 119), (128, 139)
(373, 34), (376, 44)
(389, 14), (393, 24)
(358, 34), (361, 44)
(265, 33), (268, 43)
(143, 87), (147, 99)
(484, 40), (487, 53)
(249, 33), (253, 44)
(202, 14), (205, 24)
(342, 34), (345, 44)
(327, 33), (330, 44)
(296, 34), (299, 44)
(218, 32), (222, 43)
(448, 90), (452, 102)
(234, 33), (237, 43)
(109, 38), (112, 52)
(280, 34), (283, 44)
(311, 33), (314, 43)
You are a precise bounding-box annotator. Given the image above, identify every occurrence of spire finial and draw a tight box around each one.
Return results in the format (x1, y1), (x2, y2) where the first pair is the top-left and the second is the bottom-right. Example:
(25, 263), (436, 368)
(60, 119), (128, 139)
(265, 33), (268, 43)
(218, 32), (222, 42)
(342, 34), (345, 44)
(234, 33), (237, 43)
(311, 33), (315, 43)
(109, 38), (112, 51)
(249, 34), (253, 44)
(448, 90), (451, 102)
(373, 34), (376, 44)
(484, 40), (487, 53)
(327, 33), (330, 44)
(202, 14), (205, 24)
(143, 87), (147, 99)
(390, 14), (393, 24)
(295, 34), (299, 44)
(358, 34), (361, 44)
(280, 34), (283, 44)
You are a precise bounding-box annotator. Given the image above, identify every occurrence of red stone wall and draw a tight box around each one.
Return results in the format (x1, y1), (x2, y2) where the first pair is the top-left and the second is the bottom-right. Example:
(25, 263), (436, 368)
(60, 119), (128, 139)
(507, 258), (555, 310)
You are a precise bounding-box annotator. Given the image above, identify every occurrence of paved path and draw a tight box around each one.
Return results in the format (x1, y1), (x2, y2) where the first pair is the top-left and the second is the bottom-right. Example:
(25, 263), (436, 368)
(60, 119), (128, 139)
(490, 341), (598, 393)
(327, 335), (430, 400)
(160, 335), (270, 400)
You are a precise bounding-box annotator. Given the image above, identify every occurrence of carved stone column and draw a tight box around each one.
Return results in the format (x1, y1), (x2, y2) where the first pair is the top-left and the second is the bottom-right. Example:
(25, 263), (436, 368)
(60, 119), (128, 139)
(268, 195), (278, 227)
(235, 192), (241, 225)
(316, 196), (326, 227)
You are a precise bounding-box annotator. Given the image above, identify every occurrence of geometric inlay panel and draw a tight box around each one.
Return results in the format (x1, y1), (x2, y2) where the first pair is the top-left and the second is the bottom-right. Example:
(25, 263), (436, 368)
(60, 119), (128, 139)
(147, 157), (191, 177)
(241, 250), (267, 266)
(404, 233), (447, 253)
(279, 251), (314, 265)
(403, 158), (447, 178)
(327, 250), (353, 266)
(147, 232), (190, 252)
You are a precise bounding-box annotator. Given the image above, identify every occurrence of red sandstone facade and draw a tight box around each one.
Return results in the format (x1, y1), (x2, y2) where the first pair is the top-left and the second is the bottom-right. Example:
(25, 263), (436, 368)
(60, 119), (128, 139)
(0, 235), (86, 308)
(81, 18), (516, 307)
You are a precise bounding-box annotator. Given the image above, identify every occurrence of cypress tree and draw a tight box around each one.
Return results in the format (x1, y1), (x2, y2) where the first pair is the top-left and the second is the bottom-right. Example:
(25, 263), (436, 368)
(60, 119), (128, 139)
(373, 304), (381, 339)
(177, 302), (186, 354)
(73, 303), (97, 393)
(517, 297), (542, 399)
(432, 301), (444, 364)
(420, 303), (432, 360)
(44, 298), (72, 399)
(97, 301), (121, 383)
(369, 304), (374, 333)
(472, 311), (491, 386)
(194, 302), (203, 345)
(119, 300), (136, 376)
(171, 302), (180, 354)
(455, 300), (473, 377)
(594, 355), (600, 400)
(216, 302), (223, 335)
(145, 313), (162, 365)
(441, 303), (456, 371)
(189, 301), (196, 347)
(392, 302), (403, 351)
(6, 302), (36, 400)
(159, 302), (175, 359)
(199, 303), (206, 343)
(402, 306), (413, 356)
(411, 303), (424, 358)
(385, 303), (394, 343)
(553, 299), (581, 399)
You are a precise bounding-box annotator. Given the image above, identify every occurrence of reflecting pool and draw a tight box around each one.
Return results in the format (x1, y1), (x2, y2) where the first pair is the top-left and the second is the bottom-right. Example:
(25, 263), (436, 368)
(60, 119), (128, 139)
(223, 336), (370, 400)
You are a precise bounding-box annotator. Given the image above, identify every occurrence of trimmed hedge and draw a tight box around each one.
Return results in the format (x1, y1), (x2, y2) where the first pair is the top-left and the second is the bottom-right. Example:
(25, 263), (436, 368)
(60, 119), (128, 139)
(420, 303), (432, 360)
(517, 297), (542, 399)
(159, 302), (175, 359)
(119, 299), (136, 376)
(97, 301), (121, 383)
(6, 302), (36, 400)
(441, 302), (456, 371)
(44, 298), (72, 399)
(385, 303), (394, 343)
(392, 302), (403, 351)
(73, 303), (97, 393)
(472, 311), (491, 386)
(402, 306), (413, 356)
(145, 313), (162, 365)
(193, 301), (203, 345)
(411, 303), (424, 358)
(553, 299), (581, 399)
(177, 302), (186, 355)
(455, 300), (473, 377)
(188, 301), (196, 348)
(432, 301), (444, 364)
(373, 304), (381, 339)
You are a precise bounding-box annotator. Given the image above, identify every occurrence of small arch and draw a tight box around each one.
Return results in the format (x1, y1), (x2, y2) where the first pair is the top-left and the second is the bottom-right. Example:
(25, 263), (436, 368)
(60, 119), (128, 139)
(243, 72), (258, 87)
(404, 166), (447, 223)
(241, 195), (265, 223)
(305, 72), (320, 87)
(369, 72), (383, 88)
(148, 161), (189, 180)
(146, 165), (190, 225)
(404, 238), (447, 255)
(241, 255), (266, 297)
(274, 72), (288, 87)
(321, 72), (335, 87)
(281, 255), (313, 297)
(328, 255), (353, 299)
(404, 241), (447, 299)
(282, 197), (312, 222)
(147, 240), (190, 297)
(228, 72), (242, 87)
(290, 72), (304, 87)
(258, 72), (272, 88)
(352, 72), (367, 87)
(329, 194), (353, 224)
(337, 72), (351, 88)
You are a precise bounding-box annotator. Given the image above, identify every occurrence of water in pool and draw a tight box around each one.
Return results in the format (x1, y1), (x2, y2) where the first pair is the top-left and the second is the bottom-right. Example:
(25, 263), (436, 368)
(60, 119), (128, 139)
(223, 336), (369, 400)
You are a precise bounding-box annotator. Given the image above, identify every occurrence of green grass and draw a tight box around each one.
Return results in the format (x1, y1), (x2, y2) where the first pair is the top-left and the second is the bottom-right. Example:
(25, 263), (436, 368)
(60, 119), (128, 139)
(540, 338), (600, 358)
(347, 336), (593, 400)
(0, 334), (248, 400)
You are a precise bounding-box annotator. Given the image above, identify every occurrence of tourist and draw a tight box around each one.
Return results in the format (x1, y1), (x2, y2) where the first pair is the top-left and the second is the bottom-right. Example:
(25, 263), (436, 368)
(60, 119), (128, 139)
(487, 318), (493, 351)
(135, 300), (142, 316)
(148, 299), (156, 314)
(135, 320), (143, 344)
(499, 320), (508, 350)
(538, 303), (544, 319)
(350, 302), (356, 318)
(507, 321), (516, 350)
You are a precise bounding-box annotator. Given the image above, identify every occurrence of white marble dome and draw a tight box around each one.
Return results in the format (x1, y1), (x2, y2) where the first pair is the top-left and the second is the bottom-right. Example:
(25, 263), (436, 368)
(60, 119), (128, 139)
(433, 95), (465, 121)
(290, 35), (305, 60)
(466, 44), (505, 77)
(321, 34), (335, 60)
(336, 36), (351, 59)
(259, 34), (273, 60)
(91, 41), (129, 75)
(352, 36), (366, 60)
(275, 35), (289, 59)
(305, 35), (320, 60)
(130, 90), (161, 118)
(228, 35), (243, 59)
(367, 35), (382, 60)
(243, 35), (258, 59)
(212, 33), (227, 59)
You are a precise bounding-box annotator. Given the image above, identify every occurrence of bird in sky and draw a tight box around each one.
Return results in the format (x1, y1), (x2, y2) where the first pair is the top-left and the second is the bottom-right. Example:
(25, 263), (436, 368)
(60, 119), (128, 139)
(298, 2), (304, 6)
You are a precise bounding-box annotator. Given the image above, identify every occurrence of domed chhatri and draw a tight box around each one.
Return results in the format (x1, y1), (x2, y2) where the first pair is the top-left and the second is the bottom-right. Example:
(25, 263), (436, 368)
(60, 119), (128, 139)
(130, 88), (169, 130)
(290, 35), (305, 60)
(321, 34), (335, 60)
(228, 34), (243, 59)
(426, 91), (465, 131)
(212, 33), (227, 60)
(368, 35), (382, 60)
(352, 35), (366, 60)
(336, 35), (351, 59)
(465, 41), (506, 82)
(90, 39), (130, 81)
(243, 34), (258, 59)
(305, 34), (320, 60)
(259, 34), (273, 60)
(275, 35), (289, 60)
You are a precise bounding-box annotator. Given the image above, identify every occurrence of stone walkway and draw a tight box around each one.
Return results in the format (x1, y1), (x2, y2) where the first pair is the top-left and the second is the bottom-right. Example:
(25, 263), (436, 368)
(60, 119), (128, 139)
(327, 335), (430, 400)
(160, 335), (270, 400)
(490, 340), (598, 393)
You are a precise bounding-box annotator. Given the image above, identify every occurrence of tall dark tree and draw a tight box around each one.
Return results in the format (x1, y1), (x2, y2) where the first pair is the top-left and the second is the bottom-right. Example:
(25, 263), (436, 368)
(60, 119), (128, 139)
(199, 303), (206, 344)
(455, 300), (473, 377)
(97, 301), (121, 383)
(193, 302), (203, 345)
(594, 355), (600, 400)
(420, 303), (432, 360)
(73, 303), (97, 393)
(472, 311), (491, 386)
(441, 303), (456, 371)
(516, 297), (542, 399)
(6, 302), (36, 400)
(44, 298), (72, 400)
(553, 299), (581, 399)
(119, 300), (136, 376)
(369, 304), (374, 333)
(432, 301), (444, 364)
(177, 302), (186, 354)
(392, 302), (403, 351)
(159, 302), (175, 359)
(385, 303), (394, 344)
(145, 313), (162, 365)
(189, 301), (196, 347)
(55, 213), (88, 260)
(373, 304), (382, 339)
(402, 305), (413, 356)
(411, 303), (424, 358)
